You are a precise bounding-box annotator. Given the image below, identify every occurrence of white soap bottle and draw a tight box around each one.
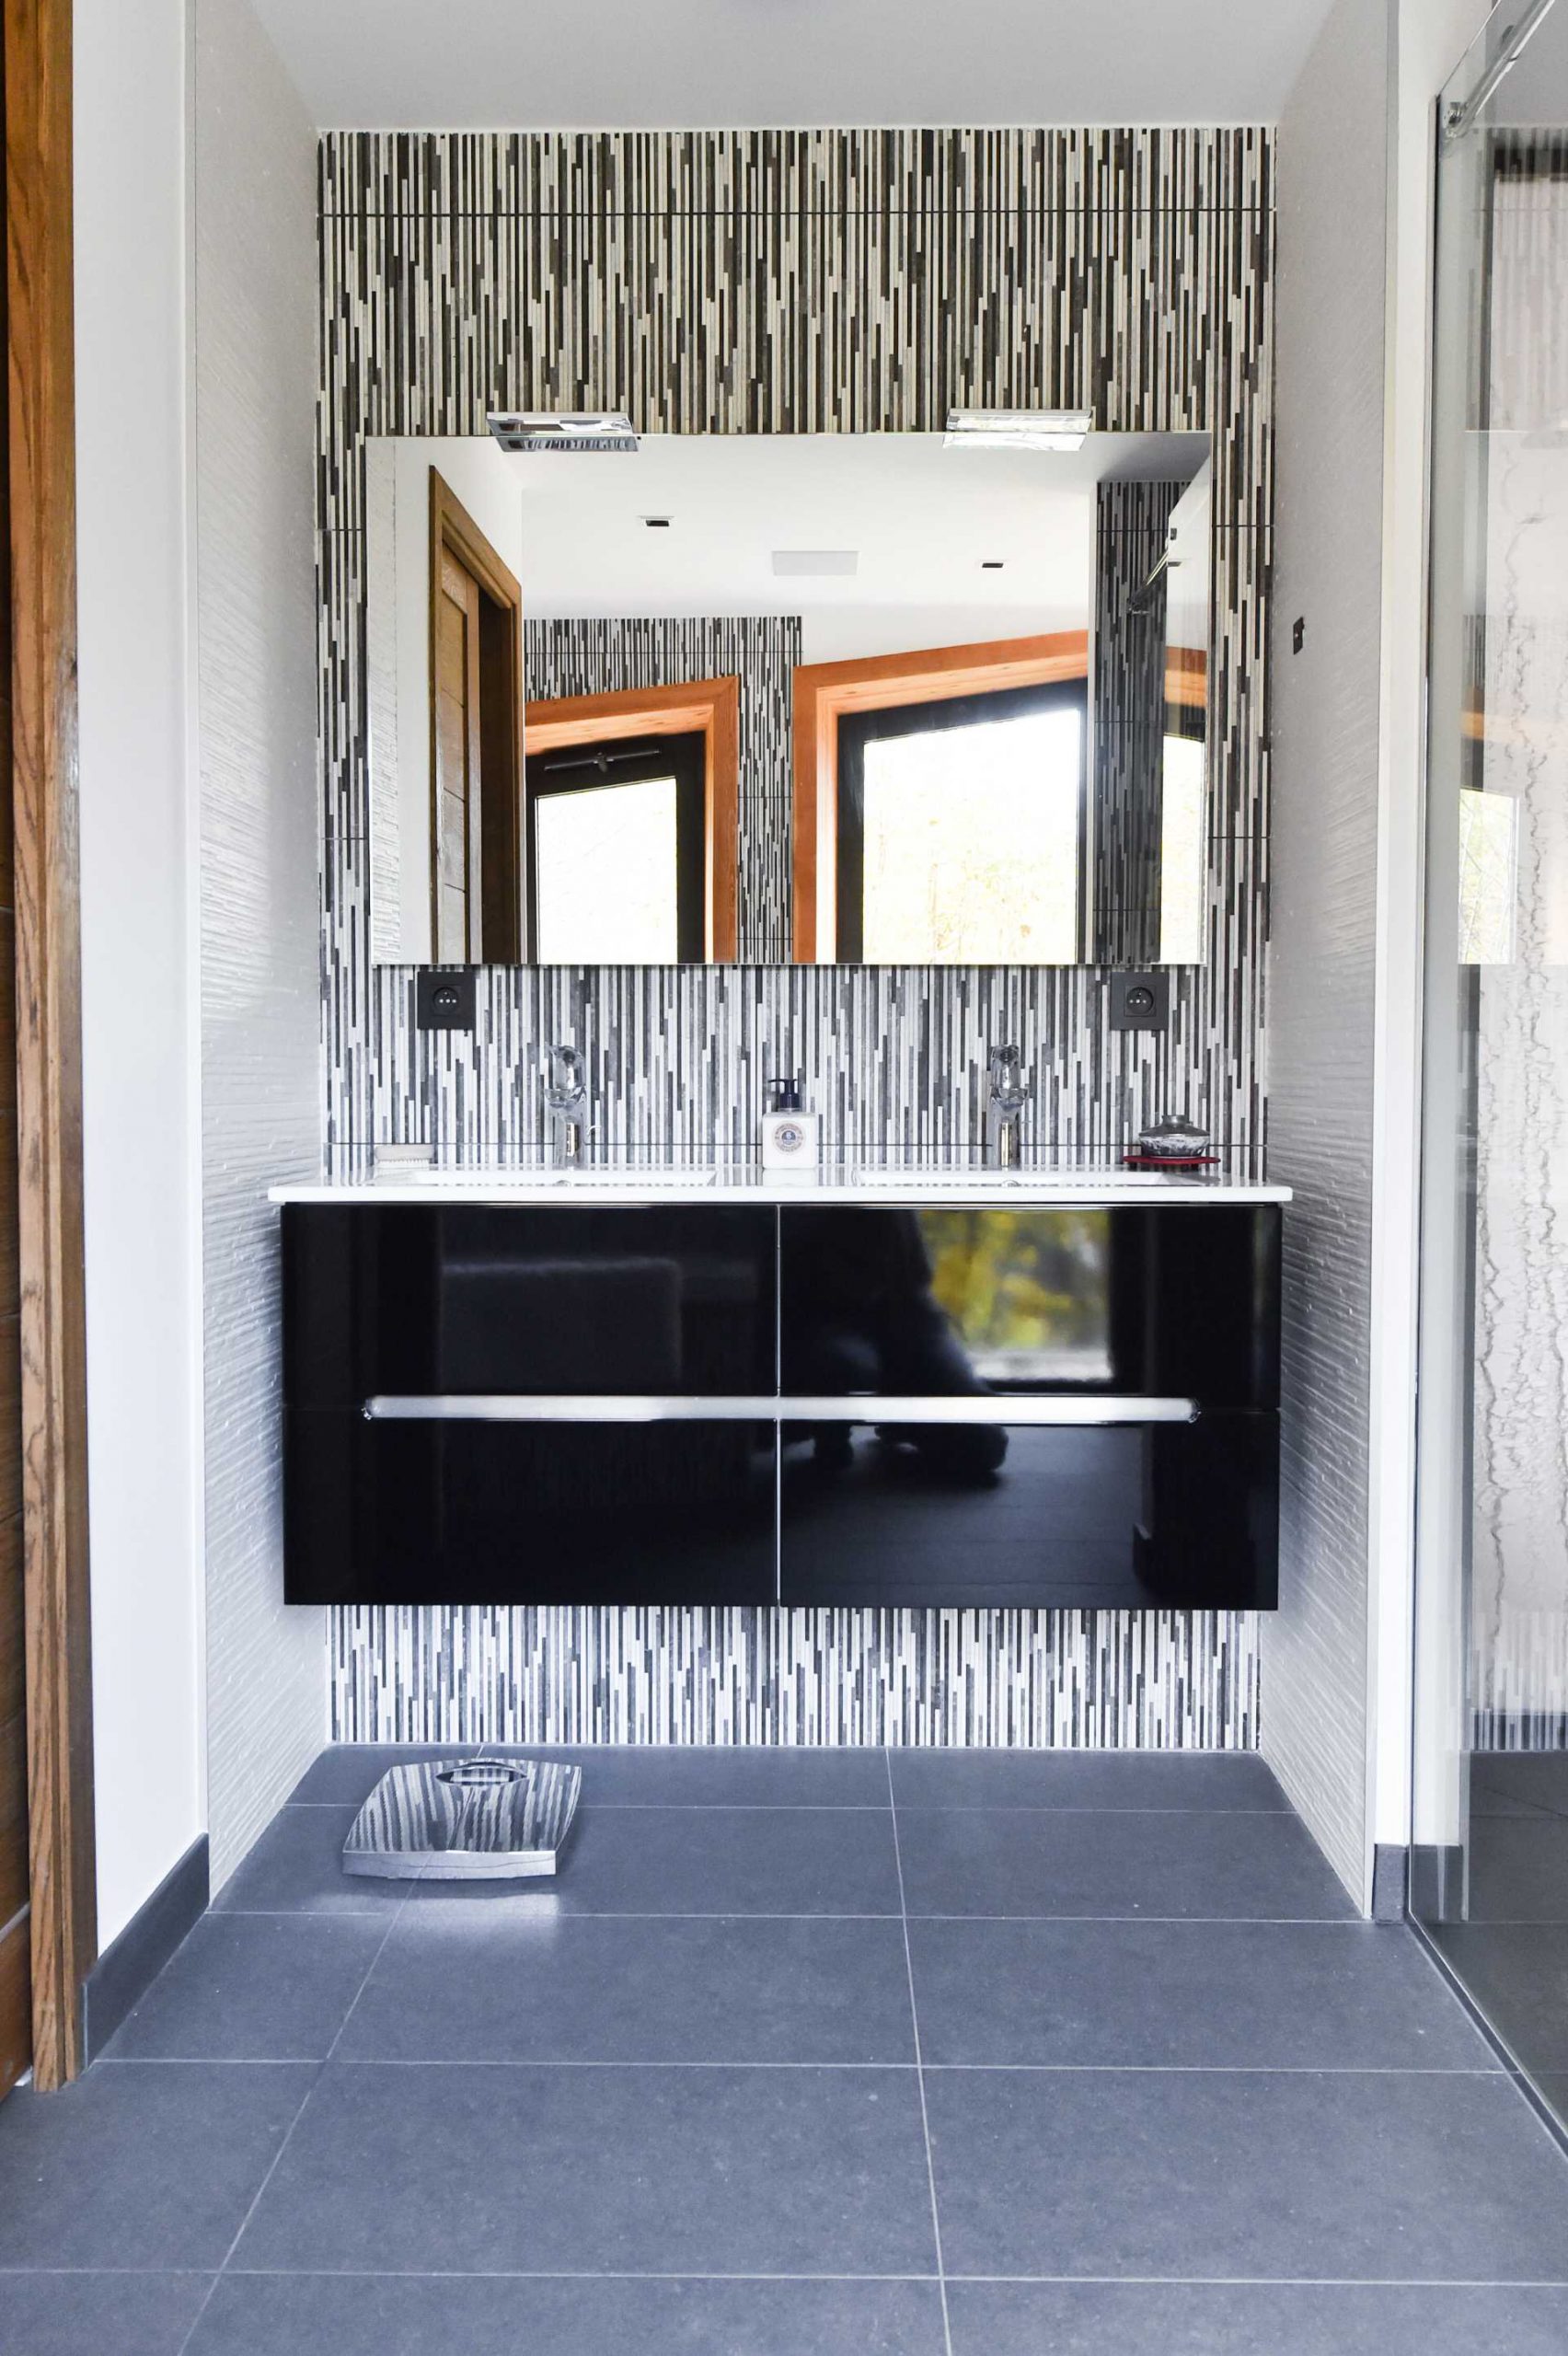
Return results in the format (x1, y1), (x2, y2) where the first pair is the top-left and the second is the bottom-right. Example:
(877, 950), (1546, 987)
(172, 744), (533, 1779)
(760, 1077), (820, 1178)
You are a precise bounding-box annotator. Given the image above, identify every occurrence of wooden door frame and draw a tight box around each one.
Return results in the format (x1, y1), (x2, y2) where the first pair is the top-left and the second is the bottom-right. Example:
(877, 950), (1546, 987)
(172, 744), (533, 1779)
(524, 676), (741, 962)
(790, 629), (1090, 962)
(6, 0), (97, 2089)
(428, 468), (525, 962)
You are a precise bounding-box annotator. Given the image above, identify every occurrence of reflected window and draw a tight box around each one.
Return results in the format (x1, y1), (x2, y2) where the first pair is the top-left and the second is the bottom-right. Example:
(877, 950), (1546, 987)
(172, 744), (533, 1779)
(1159, 733), (1205, 964)
(1458, 788), (1519, 965)
(525, 732), (704, 964)
(920, 1207), (1113, 1385)
(836, 682), (1085, 964)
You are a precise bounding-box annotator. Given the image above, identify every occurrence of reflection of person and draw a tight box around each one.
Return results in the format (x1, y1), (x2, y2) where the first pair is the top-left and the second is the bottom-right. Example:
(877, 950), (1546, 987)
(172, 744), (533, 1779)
(785, 1209), (1008, 1482)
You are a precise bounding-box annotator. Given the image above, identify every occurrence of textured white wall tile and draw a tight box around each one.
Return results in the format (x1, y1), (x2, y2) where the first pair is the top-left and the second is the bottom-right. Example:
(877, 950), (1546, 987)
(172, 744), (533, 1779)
(196, 0), (326, 1888)
(1262, 0), (1392, 1900)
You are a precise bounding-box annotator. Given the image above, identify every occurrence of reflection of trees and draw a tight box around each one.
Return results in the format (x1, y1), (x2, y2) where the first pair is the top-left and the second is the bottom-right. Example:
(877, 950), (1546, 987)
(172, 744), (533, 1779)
(924, 1208), (1110, 1357)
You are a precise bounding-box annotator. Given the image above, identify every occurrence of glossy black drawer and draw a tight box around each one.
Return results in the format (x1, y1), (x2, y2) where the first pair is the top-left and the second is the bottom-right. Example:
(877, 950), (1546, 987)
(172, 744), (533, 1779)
(285, 1408), (778, 1606)
(282, 1204), (778, 1406)
(778, 1204), (1279, 1411)
(778, 1410), (1277, 1611)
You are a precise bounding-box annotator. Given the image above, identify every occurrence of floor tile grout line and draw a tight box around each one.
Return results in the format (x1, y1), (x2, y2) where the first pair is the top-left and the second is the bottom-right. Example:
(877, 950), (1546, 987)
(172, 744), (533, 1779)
(284, 1800), (1293, 1817)
(86, 2057), (1515, 2074)
(886, 1747), (954, 2356)
(209, 1909), (1366, 1924)
(177, 1883), (415, 2350)
(284, 1800), (1293, 1819)
(169, 2053), (328, 2356)
(17, 2264), (1568, 2288)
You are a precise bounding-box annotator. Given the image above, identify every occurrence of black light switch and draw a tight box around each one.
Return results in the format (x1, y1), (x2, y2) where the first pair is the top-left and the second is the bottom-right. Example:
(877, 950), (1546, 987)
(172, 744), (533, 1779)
(416, 968), (477, 1033)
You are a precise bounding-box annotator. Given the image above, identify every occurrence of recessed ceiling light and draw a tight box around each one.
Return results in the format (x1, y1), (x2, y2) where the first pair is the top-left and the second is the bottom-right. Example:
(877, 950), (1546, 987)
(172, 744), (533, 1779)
(944, 409), (1092, 453)
(772, 549), (859, 577)
(487, 410), (639, 453)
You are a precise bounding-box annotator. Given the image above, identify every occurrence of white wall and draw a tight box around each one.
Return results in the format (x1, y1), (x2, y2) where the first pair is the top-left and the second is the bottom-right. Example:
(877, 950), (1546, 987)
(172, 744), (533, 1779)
(1267, 0), (1493, 1907)
(1367, 0), (1494, 1865)
(194, 0), (324, 1888)
(1262, 0), (1396, 1905)
(75, 0), (206, 1950)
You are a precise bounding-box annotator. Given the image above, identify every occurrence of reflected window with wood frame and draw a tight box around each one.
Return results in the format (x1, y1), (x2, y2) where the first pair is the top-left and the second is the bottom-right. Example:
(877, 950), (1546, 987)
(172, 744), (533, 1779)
(525, 731), (707, 963)
(834, 678), (1087, 964)
(792, 631), (1090, 964)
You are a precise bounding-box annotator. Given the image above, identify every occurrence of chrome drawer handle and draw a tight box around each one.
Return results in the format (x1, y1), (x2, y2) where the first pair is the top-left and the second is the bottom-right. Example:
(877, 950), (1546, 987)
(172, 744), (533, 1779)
(363, 1393), (1198, 1426)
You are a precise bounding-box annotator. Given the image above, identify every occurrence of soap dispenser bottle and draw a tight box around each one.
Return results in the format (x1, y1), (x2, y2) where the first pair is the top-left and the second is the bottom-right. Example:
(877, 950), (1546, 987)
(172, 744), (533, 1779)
(760, 1077), (820, 1178)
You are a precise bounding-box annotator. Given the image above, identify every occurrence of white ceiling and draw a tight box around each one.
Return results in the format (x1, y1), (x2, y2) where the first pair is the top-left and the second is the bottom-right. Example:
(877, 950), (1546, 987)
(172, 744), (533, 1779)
(503, 430), (1206, 623)
(249, 0), (1340, 130)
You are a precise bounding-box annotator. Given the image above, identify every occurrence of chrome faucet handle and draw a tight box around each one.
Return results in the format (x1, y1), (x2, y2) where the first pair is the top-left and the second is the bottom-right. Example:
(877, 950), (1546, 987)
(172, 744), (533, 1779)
(987, 1043), (1028, 1113)
(545, 1043), (585, 1112)
(545, 1044), (587, 1166)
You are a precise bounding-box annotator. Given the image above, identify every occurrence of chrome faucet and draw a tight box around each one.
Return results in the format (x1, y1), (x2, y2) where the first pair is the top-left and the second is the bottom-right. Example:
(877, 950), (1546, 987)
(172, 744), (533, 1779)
(545, 1044), (587, 1166)
(986, 1044), (1029, 1168)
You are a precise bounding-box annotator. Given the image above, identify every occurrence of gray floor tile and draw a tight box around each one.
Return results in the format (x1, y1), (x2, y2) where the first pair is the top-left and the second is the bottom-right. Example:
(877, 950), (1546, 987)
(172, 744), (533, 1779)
(190, 2273), (947, 2355)
(339, 1911), (916, 2063)
(1468, 1819), (1568, 1923)
(896, 1806), (1355, 1920)
(105, 1916), (387, 2061)
(946, 2284), (1568, 2356)
(1425, 1922), (1568, 2075)
(1470, 1756), (1568, 1822)
(291, 1744), (892, 1808)
(0, 2271), (212, 2355)
(890, 1749), (1287, 1811)
(398, 1803), (903, 1917)
(926, 2067), (1568, 2280)
(910, 1919), (1495, 2068)
(288, 1747), (450, 1803)
(211, 1808), (407, 1915)
(235, 2060), (936, 2277)
(0, 2063), (316, 2268)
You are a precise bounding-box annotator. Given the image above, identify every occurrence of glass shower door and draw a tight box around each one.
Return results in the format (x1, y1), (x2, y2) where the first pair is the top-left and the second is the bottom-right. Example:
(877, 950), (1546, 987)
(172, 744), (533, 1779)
(1412, 0), (1568, 2133)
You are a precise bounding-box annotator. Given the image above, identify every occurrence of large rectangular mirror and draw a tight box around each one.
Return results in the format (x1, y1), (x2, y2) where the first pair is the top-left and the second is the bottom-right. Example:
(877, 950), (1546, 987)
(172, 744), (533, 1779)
(364, 430), (1212, 967)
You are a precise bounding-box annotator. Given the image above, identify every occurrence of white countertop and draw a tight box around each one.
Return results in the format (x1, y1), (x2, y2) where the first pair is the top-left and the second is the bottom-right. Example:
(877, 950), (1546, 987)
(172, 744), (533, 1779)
(270, 1164), (1290, 1207)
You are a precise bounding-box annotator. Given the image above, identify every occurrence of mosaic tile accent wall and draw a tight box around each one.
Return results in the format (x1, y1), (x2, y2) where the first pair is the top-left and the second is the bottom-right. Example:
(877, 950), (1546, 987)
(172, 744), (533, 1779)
(331, 1606), (1260, 1751)
(317, 125), (1274, 1750)
(1091, 477), (1183, 965)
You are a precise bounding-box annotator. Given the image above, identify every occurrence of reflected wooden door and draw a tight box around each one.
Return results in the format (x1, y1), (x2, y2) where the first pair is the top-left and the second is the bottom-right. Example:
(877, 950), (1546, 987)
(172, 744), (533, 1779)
(428, 470), (525, 964)
(432, 544), (484, 960)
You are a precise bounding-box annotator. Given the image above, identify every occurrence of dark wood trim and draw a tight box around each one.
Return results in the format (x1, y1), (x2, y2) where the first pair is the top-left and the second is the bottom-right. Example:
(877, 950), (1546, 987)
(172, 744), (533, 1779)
(428, 468), (525, 962)
(6, 0), (96, 2089)
(525, 676), (742, 962)
(790, 630), (1090, 962)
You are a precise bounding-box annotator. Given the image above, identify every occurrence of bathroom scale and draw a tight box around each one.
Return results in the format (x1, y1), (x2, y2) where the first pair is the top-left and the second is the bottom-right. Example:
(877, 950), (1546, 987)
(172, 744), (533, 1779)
(342, 1755), (582, 1880)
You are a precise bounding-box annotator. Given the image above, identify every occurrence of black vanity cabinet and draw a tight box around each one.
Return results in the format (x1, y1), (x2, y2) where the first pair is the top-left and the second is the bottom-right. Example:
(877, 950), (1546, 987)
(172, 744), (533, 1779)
(282, 1197), (1281, 1612)
(282, 1205), (778, 1606)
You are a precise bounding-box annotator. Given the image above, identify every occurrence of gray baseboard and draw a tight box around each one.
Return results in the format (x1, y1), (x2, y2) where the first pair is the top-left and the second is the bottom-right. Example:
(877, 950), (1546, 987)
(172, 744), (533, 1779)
(82, 1835), (209, 2062)
(1371, 1842), (1409, 1923)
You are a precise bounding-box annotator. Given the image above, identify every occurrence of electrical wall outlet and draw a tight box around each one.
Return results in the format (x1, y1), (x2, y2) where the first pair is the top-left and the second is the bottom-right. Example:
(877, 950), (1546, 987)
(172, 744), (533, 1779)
(1108, 970), (1170, 1032)
(415, 968), (477, 1032)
